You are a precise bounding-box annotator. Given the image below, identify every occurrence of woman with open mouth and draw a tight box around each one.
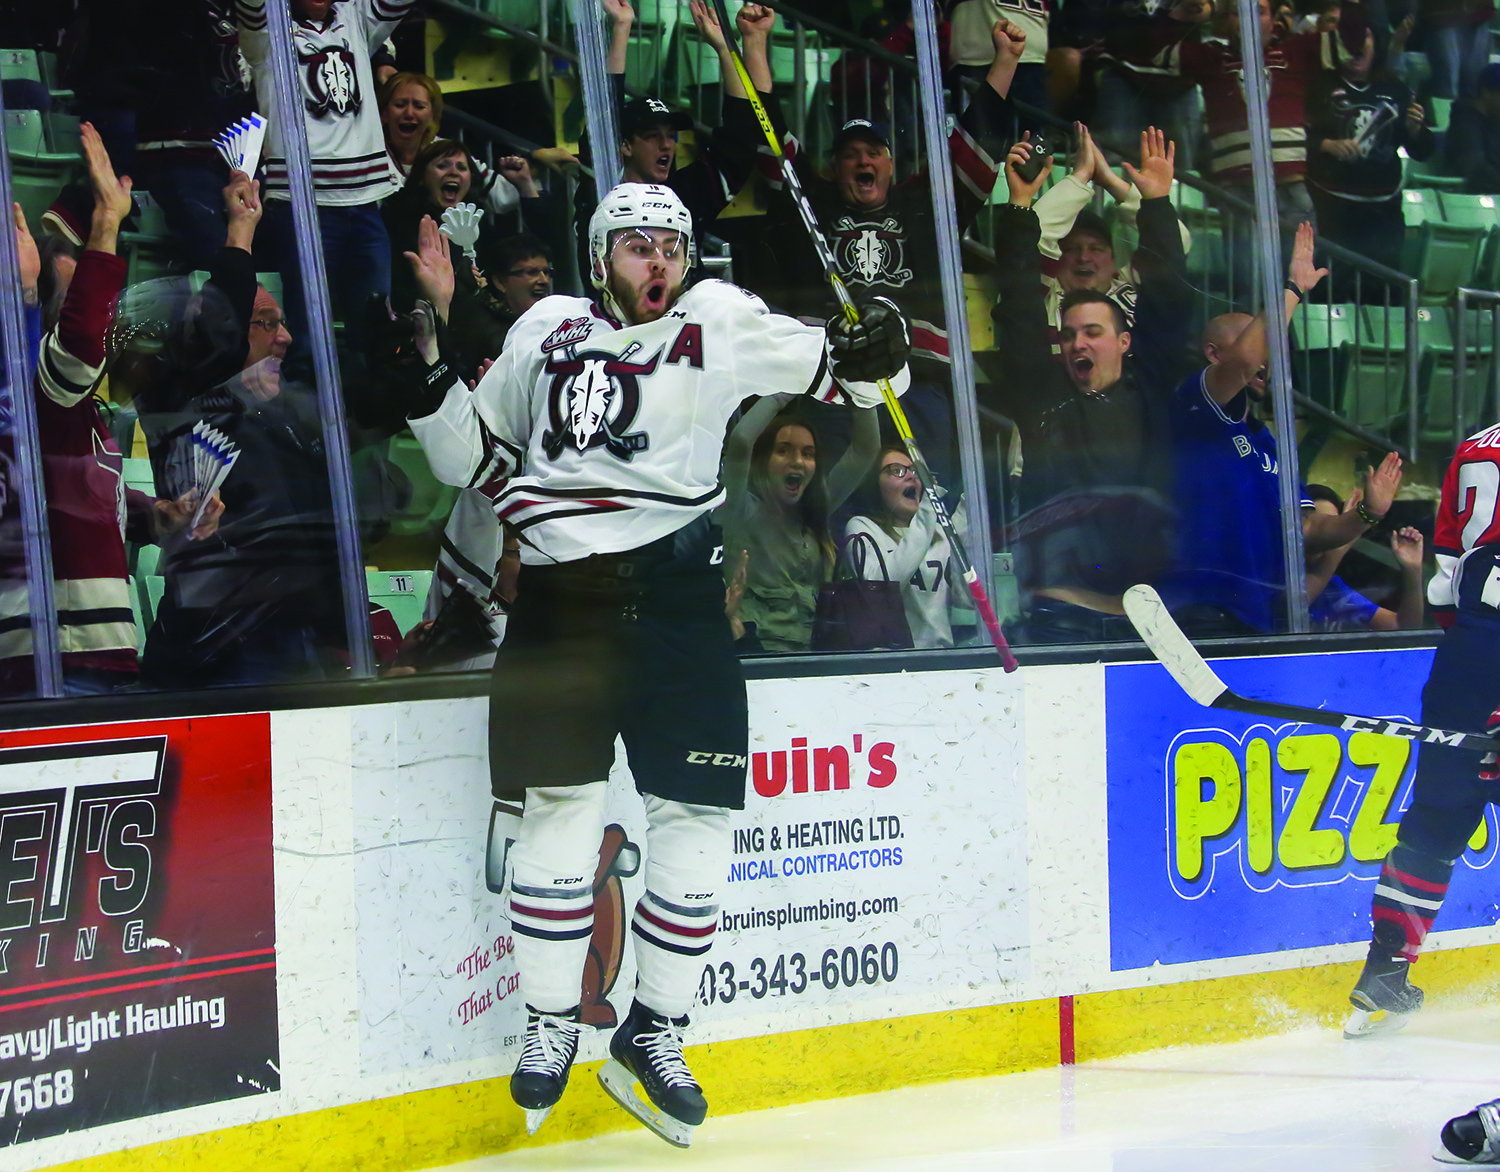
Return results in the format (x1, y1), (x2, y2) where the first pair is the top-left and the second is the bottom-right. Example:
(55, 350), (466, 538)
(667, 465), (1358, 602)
(843, 446), (963, 649)
(719, 397), (879, 653)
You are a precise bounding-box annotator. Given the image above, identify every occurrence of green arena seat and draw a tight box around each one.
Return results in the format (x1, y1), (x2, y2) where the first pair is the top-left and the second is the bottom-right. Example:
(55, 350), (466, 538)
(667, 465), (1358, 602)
(1411, 221), (1488, 300)
(367, 569), (434, 635)
(1420, 349), (1492, 443)
(1339, 343), (1410, 430)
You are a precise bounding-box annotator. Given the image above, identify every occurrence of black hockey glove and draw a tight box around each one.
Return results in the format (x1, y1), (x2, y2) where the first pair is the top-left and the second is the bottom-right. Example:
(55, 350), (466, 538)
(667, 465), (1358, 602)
(825, 296), (911, 385)
(375, 297), (463, 420)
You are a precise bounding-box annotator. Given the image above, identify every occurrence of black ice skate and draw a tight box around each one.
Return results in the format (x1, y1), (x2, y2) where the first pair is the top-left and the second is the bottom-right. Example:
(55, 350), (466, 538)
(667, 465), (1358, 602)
(1437, 1098), (1500, 1164)
(596, 999), (707, 1148)
(510, 1005), (582, 1135)
(1344, 951), (1424, 1039)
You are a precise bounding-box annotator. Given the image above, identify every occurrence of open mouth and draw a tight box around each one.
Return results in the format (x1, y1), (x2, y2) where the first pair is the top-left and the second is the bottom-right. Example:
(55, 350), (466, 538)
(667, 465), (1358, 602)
(398, 119), (421, 135)
(783, 471), (806, 495)
(439, 179), (462, 203)
(1071, 264), (1097, 280)
(1070, 355), (1095, 381)
(643, 279), (668, 310)
(853, 169), (877, 196)
(901, 485), (919, 502)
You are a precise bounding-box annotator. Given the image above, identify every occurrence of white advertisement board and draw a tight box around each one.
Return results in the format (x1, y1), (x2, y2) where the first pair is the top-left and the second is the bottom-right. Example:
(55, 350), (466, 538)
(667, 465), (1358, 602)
(351, 667), (1027, 1075)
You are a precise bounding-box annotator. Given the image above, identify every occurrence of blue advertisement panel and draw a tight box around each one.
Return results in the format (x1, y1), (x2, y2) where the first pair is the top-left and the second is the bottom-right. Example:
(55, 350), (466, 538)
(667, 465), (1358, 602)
(1106, 647), (1500, 971)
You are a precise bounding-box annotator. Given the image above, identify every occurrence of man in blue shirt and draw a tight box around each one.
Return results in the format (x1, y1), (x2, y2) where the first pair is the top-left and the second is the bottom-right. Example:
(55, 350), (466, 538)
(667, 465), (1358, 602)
(1157, 223), (1403, 634)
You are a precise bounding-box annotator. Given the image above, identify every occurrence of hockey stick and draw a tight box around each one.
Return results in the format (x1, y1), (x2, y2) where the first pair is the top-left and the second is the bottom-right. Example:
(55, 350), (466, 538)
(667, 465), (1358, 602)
(708, 0), (1018, 672)
(1122, 583), (1493, 753)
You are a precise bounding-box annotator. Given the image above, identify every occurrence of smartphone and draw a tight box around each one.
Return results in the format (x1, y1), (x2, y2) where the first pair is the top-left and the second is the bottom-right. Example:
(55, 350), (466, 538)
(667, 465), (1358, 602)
(1014, 130), (1054, 184)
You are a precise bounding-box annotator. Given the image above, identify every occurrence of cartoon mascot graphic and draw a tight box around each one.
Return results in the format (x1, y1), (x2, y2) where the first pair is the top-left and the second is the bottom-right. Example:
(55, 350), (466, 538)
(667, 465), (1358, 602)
(487, 801), (641, 1027)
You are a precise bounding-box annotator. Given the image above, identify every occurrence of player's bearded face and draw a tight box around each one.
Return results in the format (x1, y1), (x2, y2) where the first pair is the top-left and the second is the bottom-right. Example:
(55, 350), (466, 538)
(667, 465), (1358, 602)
(606, 228), (688, 325)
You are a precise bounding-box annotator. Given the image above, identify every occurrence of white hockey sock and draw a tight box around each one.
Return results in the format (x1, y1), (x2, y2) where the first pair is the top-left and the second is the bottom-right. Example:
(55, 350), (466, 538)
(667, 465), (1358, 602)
(508, 782), (609, 1015)
(631, 796), (732, 1019)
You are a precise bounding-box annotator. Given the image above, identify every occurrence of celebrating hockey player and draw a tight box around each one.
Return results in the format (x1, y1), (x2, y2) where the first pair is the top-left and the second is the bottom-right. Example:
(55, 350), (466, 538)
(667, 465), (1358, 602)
(1343, 423), (1500, 1042)
(397, 185), (910, 1146)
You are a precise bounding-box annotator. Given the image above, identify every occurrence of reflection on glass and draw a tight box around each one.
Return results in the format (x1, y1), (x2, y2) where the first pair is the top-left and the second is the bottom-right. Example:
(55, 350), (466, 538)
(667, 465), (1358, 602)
(0, 0), (1450, 703)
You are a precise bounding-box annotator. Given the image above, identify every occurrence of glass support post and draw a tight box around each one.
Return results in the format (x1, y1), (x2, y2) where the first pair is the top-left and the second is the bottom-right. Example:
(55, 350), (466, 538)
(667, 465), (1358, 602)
(264, 0), (376, 676)
(911, 0), (997, 615)
(573, 0), (622, 193)
(0, 85), (62, 697)
(1236, 0), (1309, 633)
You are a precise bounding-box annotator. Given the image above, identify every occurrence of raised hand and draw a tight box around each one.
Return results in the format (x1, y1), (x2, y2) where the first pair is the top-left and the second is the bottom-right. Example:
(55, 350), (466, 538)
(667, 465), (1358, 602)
(689, 0), (728, 51)
(737, 2), (776, 38)
(601, 0), (634, 26)
(404, 214), (456, 321)
(1070, 120), (1096, 185)
(1005, 133), (1052, 207)
(1287, 221), (1330, 297)
(1122, 126), (1175, 200)
(14, 203), (39, 303)
(1363, 450), (1403, 520)
(497, 155), (539, 198)
(1391, 526), (1423, 570)
(81, 121), (132, 232)
(223, 169), (262, 252)
(991, 18), (1027, 61)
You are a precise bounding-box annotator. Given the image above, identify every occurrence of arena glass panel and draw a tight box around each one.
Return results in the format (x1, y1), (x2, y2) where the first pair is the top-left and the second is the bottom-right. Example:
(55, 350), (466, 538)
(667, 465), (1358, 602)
(0, 3), (375, 700)
(0, 1), (1451, 708)
(977, 0), (1443, 651)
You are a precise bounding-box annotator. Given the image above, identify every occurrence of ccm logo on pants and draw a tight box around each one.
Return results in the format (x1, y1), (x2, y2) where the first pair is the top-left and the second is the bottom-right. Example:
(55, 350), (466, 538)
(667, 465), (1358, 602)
(686, 751), (748, 767)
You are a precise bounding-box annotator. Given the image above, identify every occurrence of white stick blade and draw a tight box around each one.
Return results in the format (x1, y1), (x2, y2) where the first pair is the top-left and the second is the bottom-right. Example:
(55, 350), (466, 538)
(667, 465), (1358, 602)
(1122, 584), (1231, 708)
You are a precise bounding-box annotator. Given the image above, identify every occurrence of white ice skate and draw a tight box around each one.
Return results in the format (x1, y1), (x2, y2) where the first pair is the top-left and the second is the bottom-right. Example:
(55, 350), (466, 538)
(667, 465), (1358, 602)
(597, 1000), (706, 1148)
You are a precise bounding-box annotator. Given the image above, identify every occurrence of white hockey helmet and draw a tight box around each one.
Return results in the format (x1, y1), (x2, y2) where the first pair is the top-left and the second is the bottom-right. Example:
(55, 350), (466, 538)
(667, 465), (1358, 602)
(588, 182), (696, 290)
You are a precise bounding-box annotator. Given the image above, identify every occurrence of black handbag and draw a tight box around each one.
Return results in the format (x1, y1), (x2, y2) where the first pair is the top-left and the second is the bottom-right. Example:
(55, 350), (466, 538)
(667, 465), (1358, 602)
(812, 534), (914, 652)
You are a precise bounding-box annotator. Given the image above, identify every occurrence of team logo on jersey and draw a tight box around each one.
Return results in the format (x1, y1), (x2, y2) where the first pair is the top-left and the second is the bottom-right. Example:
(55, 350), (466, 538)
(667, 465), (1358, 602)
(541, 317), (593, 352)
(1330, 90), (1400, 160)
(541, 344), (660, 460)
(302, 47), (360, 118)
(832, 217), (913, 287)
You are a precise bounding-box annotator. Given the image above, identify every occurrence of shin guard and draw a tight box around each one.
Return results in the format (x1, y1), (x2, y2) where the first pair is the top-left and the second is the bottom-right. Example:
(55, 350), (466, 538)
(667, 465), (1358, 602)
(508, 782), (609, 1014)
(1372, 842), (1455, 963)
(631, 797), (732, 1018)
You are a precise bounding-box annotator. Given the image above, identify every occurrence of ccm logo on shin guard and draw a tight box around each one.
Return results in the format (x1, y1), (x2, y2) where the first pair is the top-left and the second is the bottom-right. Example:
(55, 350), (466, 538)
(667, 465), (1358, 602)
(686, 751), (748, 767)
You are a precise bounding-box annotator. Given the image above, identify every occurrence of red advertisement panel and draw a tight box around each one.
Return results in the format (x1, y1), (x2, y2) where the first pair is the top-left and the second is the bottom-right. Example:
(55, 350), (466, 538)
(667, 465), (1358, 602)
(0, 714), (277, 1145)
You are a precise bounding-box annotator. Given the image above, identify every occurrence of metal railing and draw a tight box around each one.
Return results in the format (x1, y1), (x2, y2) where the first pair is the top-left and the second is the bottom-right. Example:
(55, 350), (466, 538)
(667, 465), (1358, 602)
(1454, 287), (1500, 446)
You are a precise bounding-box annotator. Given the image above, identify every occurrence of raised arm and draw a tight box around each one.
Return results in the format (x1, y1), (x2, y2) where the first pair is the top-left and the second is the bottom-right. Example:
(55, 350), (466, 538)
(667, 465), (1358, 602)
(824, 405), (880, 511)
(603, 0), (634, 74)
(1205, 221), (1327, 404)
(721, 391), (793, 503)
(1303, 451), (1403, 554)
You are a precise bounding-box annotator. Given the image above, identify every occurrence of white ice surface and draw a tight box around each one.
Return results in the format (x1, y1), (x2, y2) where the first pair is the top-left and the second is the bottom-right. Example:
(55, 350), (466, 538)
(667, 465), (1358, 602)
(438, 1006), (1500, 1171)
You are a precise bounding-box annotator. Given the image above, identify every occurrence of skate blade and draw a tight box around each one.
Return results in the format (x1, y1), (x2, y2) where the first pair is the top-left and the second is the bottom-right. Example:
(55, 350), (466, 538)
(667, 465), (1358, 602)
(524, 1106), (552, 1136)
(597, 1059), (695, 1149)
(1343, 1005), (1413, 1039)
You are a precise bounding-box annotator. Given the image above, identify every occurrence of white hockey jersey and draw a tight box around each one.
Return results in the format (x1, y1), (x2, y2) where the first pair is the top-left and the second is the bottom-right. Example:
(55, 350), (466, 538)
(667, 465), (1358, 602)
(411, 280), (908, 565)
(843, 497), (962, 649)
(234, 0), (411, 205)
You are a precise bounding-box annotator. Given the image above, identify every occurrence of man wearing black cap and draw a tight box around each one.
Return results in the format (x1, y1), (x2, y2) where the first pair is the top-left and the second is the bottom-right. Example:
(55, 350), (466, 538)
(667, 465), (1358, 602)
(571, 0), (772, 282)
(717, 17), (1024, 483)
